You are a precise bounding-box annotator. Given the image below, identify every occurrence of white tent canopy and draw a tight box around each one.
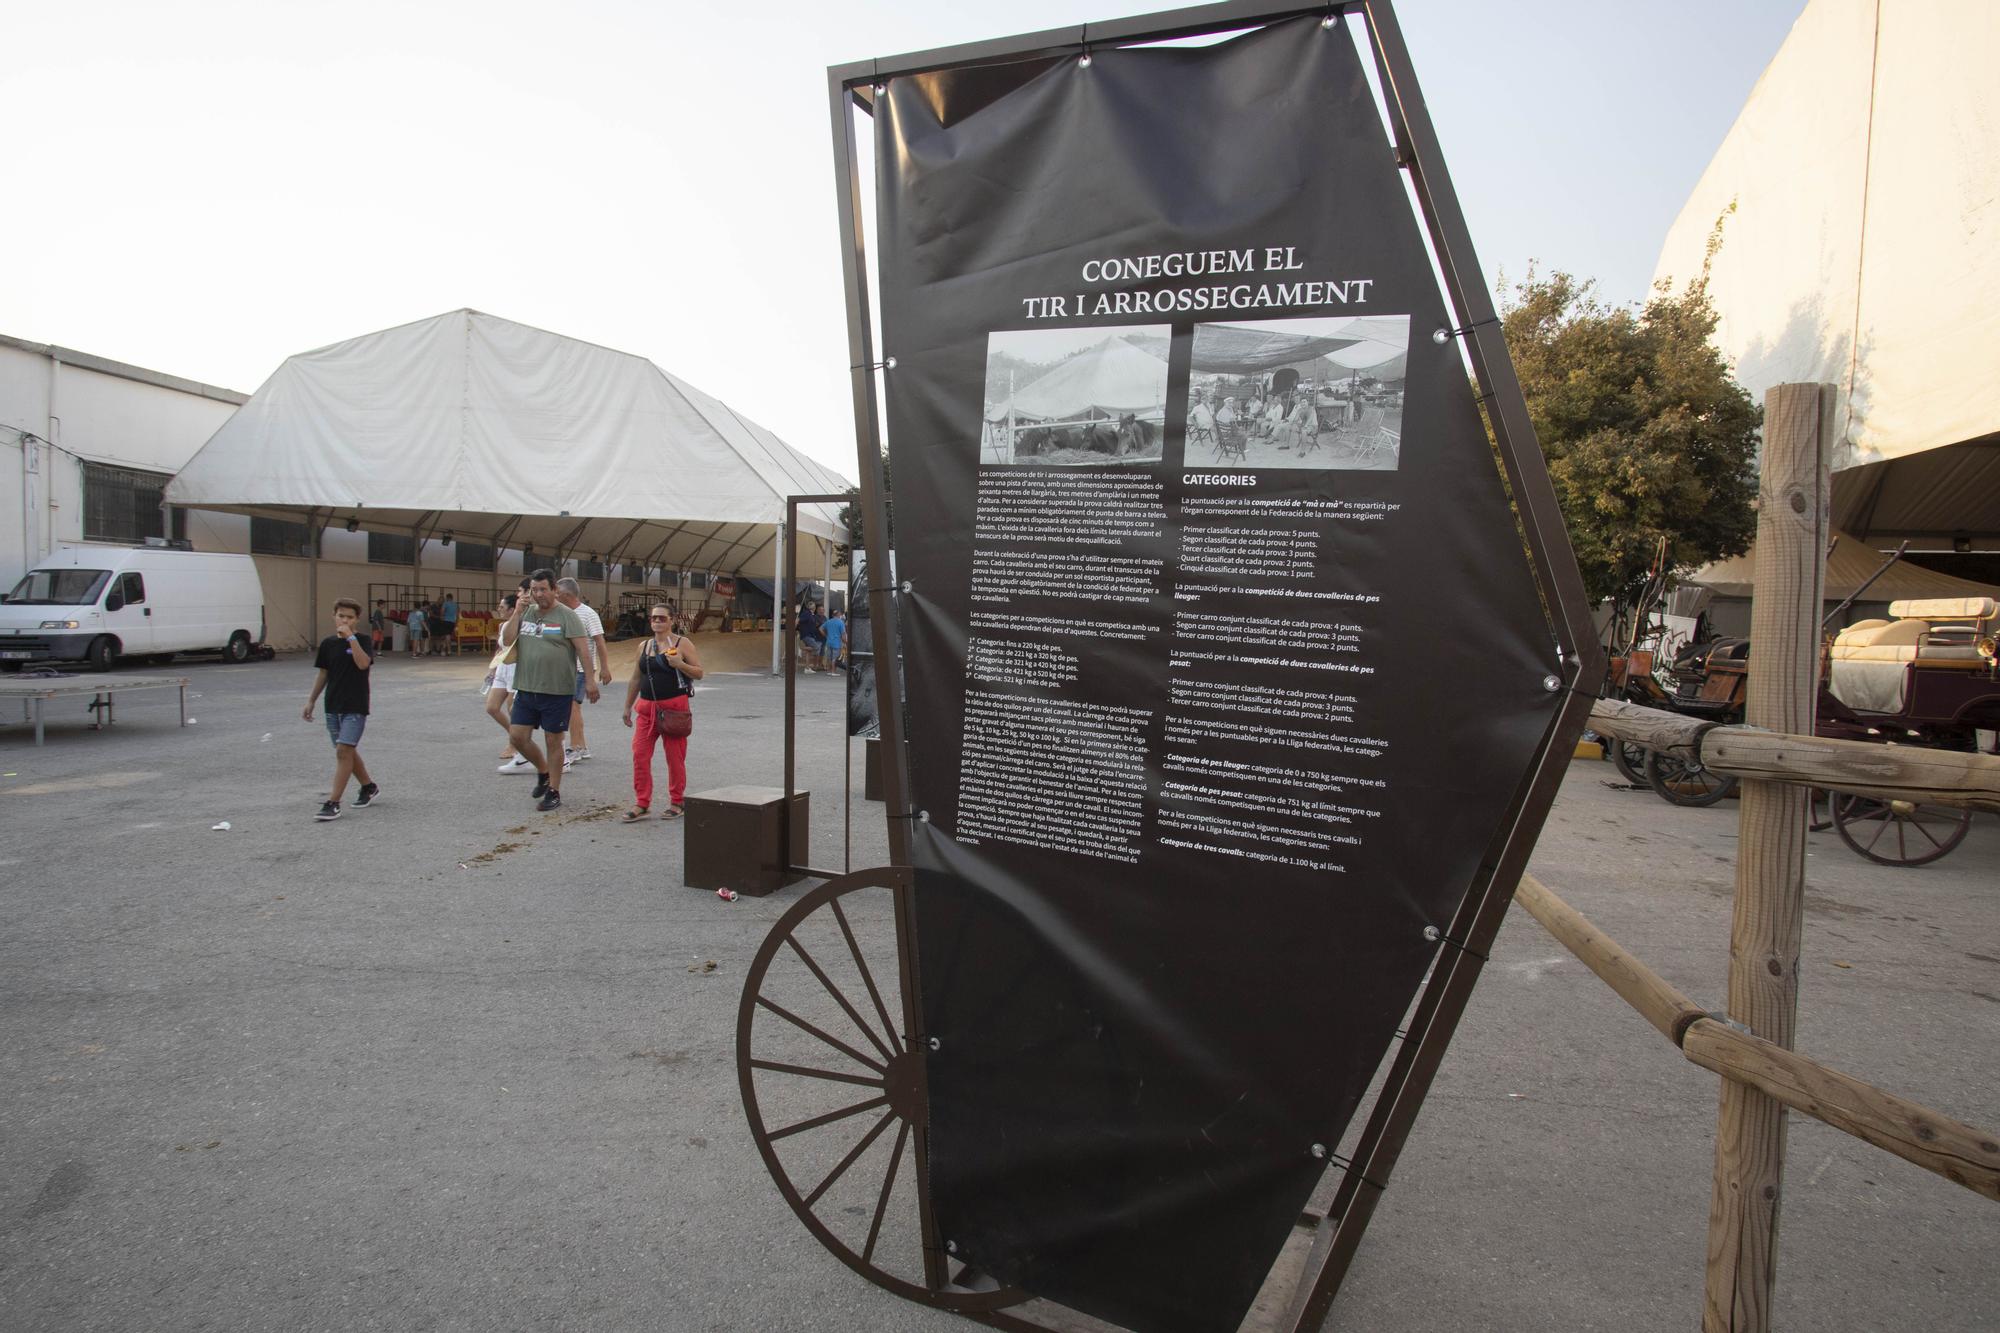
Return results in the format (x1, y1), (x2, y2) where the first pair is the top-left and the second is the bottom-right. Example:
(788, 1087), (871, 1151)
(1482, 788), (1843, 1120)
(984, 336), (1169, 423)
(166, 309), (854, 576)
(1652, 0), (2000, 540)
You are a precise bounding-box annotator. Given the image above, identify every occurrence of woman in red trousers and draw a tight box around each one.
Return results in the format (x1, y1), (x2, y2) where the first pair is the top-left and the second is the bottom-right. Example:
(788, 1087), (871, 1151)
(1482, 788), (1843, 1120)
(620, 604), (705, 821)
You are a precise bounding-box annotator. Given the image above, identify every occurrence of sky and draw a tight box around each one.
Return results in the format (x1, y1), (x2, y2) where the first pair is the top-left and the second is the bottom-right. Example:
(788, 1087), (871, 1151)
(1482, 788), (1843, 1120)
(1, 1), (1806, 480)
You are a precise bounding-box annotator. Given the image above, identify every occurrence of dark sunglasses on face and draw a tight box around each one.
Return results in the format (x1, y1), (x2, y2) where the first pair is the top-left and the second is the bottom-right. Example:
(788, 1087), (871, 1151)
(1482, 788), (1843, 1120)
(649, 615), (671, 621)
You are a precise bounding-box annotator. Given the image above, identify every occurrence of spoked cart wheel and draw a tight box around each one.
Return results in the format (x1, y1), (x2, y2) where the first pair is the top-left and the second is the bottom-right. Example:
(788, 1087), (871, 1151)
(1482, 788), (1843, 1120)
(1645, 748), (1739, 807)
(1610, 738), (1650, 786)
(1830, 794), (1972, 867)
(1807, 788), (1834, 832)
(737, 866), (1028, 1314)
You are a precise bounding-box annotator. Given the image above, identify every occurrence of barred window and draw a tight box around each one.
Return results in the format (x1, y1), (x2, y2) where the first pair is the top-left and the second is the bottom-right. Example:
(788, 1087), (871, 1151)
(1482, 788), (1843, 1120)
(576, 558), (605, 581)
(251, 516), (318, 557)
(455, 541), (495, 571)
(368, 531), (415, 565)
(621, 563), (645, 584)
(82, 463), (181, 543)
(688, 571), (709, 590)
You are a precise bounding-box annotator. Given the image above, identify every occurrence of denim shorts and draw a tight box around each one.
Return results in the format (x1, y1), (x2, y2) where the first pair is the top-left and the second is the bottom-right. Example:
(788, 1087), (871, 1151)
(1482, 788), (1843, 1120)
(324, 712), (367, 747)
(511, 689), (572, 734)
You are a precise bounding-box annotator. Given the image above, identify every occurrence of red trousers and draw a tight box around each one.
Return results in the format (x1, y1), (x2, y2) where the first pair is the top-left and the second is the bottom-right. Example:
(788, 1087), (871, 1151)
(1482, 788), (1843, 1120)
(632, 696), (690, 809)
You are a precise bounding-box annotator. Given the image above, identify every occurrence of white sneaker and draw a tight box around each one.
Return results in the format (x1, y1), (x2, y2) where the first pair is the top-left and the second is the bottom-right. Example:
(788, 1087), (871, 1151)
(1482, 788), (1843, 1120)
(563, 749), (578, 770)
(498, 756), (532, 773)
(572, 747), (591, 762)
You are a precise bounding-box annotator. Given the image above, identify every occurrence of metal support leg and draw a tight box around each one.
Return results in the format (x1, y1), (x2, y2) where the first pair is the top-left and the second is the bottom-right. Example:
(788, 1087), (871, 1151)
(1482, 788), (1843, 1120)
(34, 697), (44, 746)
(179, 684), (187, 728)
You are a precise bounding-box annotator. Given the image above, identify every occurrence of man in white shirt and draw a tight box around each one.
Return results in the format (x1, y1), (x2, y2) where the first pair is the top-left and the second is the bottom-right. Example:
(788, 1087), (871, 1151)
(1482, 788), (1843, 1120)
(556, 578), (614, 766)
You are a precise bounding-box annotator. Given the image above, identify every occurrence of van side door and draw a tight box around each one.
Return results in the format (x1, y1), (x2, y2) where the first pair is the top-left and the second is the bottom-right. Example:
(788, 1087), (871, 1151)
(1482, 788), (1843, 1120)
(103, 571), (155, 653)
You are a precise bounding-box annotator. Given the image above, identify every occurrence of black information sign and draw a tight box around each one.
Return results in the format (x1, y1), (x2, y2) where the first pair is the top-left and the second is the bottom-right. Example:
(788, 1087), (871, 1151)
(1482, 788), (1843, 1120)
(872, 18), (1569, 1333)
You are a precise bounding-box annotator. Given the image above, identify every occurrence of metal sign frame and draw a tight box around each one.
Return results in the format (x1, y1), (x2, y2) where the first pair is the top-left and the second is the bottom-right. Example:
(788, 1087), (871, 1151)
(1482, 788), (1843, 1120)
(819, 3), (1603, 1326)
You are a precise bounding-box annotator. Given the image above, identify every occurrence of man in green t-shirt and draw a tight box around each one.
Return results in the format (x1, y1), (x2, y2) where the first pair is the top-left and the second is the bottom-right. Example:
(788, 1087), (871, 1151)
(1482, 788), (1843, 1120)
(502, 569), (600, 812)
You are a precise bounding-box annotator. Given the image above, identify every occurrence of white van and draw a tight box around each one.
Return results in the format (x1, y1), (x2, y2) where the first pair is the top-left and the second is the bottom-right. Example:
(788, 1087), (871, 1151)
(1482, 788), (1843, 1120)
(0, 543), (266, 671)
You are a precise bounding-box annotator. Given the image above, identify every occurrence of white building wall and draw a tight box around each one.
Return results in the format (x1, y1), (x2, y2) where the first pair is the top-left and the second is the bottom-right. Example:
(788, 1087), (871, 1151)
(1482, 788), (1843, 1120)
(1, 337), (246, 589)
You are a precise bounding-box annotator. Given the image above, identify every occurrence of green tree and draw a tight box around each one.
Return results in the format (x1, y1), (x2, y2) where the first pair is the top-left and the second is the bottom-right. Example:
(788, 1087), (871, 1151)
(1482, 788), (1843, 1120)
(1500, 260), (1760, 607)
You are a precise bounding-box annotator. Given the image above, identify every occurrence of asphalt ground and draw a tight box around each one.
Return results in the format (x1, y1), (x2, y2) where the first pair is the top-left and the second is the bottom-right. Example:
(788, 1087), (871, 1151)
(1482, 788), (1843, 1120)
(0, 654), (1994, 1332)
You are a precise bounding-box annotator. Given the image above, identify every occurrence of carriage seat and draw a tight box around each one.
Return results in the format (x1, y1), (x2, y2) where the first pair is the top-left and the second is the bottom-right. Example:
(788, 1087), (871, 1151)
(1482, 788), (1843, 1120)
(1830, 613), (1985, 663)
(1886, 597), (1997, 620)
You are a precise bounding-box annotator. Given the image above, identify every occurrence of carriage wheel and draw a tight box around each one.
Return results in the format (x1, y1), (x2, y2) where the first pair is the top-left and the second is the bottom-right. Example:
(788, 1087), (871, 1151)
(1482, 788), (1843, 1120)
(1611, 738), (1650, 786)
(1807, 788), (1834, 833)
(737, 867), (1028, 1313)
(1830, 795), (1971, 867)
(1645, 749), (1738, 807)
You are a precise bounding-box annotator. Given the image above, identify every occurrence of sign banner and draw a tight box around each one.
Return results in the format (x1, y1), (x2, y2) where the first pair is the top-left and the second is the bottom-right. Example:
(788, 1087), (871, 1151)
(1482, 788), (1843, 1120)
(874, 19), (1564, 1332)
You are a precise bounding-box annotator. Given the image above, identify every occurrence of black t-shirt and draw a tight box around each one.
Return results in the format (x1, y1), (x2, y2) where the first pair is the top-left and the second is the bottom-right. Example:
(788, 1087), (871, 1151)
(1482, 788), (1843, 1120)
(314, 635), (371, 715)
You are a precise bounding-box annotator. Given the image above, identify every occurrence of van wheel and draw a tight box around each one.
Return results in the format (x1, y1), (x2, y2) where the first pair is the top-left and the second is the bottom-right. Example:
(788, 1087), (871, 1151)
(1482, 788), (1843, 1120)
(87, 636), (119, 672)
(224, 632), (253, 664)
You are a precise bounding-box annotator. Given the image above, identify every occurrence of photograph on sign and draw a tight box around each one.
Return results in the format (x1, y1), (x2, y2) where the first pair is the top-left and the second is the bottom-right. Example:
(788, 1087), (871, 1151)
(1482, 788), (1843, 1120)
(1186, 315), (1408, 470)
(979, 325), (1170, 465)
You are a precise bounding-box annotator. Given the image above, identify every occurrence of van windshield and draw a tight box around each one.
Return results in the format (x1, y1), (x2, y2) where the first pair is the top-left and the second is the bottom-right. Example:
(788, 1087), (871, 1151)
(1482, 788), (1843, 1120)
(4, 569), (113, 606)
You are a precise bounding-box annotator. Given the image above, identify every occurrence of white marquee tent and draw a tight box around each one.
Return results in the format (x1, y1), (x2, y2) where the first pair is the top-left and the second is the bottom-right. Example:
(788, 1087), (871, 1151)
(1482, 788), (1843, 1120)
(1652, 0), (2000, 543)
(167, 310), (853, 664)
(983, 336), (1169, 423)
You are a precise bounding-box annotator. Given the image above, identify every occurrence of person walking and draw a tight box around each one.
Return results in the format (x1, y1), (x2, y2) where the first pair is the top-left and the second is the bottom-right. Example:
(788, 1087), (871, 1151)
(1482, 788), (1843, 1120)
(439, 593), (459, 655)
(821, 607), (846, 673)
(405, 602), (428, 658)
(620, 603), (704, 822)
(503, 570), (598, 812)
(485, 591), (532, 772)
(369, 599), (387, 655)
(302, 598), (379, 821)
(554, 578), (612, 766)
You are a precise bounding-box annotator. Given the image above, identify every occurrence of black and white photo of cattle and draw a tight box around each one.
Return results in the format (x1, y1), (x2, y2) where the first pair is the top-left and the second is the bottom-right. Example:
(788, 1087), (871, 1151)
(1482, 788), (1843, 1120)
(980, 324), (1170, 466)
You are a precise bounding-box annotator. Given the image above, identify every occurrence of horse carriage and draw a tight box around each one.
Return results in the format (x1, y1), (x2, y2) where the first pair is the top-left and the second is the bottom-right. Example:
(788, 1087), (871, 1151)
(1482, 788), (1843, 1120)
(1611, 596), (2000, 866)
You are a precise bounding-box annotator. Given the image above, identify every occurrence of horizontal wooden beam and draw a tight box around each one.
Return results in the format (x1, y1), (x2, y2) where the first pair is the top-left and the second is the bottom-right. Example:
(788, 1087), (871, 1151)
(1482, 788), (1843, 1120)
(1681, 1018), (2000, 1202)
(1515, 874), (2000, 1202)
(1513, 874), (1707, 1043)
(1590, 698), (2000, 813)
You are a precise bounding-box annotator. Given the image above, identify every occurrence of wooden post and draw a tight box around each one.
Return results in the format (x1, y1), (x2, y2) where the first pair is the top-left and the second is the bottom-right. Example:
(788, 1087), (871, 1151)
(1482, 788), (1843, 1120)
(1704, 383), (1831, 1331)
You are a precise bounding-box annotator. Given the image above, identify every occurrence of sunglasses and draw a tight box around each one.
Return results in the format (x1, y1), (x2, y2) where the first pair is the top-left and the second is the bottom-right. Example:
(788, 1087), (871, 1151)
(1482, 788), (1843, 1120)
(649, 615), (671, 622)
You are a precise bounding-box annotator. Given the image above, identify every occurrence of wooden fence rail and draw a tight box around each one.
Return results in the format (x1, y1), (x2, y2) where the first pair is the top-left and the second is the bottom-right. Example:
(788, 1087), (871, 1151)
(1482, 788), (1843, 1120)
(1590, 697), (2000, 814)
(1513, 874), (2000, 1201)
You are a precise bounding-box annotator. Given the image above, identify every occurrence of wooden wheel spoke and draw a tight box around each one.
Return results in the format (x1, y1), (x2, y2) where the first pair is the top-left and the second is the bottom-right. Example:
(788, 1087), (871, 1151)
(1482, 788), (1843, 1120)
(831, 899), (904, 1057)
(756, 996), (887, 1074)
(749, 1058), (886, 1090)
(769, 1094), (891, 1143)
(862, 1119), (910, 1264)
(788, 935), (896, 1063)
(804, 1108), (897, 1208)
(1862, 811), (1892, 851)
(1913, 815), (1945, 850)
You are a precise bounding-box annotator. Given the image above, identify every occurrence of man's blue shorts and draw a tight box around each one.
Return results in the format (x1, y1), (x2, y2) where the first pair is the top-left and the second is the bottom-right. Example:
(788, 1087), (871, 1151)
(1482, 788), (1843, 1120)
(324, 712), (367, 747)
(511, 689), (571, 734)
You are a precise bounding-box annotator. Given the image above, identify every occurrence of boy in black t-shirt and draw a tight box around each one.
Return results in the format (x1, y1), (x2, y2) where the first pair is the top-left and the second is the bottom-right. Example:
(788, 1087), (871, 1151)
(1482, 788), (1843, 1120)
(303, 598), (379, 821)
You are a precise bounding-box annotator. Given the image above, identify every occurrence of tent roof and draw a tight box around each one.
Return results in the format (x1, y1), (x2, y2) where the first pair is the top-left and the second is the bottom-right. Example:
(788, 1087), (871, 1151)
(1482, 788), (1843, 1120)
(1652, 0), (2000, 536)
(1190, 317), (1407, 376)
(164, 309), (853, 573)
(985, 336), (1169, 422)
(1684, 530), (2000, 602)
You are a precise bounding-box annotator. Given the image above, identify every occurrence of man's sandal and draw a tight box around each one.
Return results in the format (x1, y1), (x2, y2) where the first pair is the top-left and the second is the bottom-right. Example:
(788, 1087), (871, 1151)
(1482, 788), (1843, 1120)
(660, 805), (685, 820)
(619, 808), (650, 823)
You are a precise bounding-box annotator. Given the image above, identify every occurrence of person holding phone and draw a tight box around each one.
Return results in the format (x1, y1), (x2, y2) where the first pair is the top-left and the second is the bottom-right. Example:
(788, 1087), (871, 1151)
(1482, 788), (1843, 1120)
(620, 603), (705, 822)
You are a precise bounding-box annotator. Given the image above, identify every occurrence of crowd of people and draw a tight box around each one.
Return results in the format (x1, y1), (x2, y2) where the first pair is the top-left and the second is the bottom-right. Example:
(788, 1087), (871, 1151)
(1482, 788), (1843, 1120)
(305, 578), (853, 823)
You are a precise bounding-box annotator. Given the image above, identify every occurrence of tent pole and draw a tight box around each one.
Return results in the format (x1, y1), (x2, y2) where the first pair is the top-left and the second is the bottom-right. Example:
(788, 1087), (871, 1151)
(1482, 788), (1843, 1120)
(306, 508), (321, 643)
(771, 524), (785, 676)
